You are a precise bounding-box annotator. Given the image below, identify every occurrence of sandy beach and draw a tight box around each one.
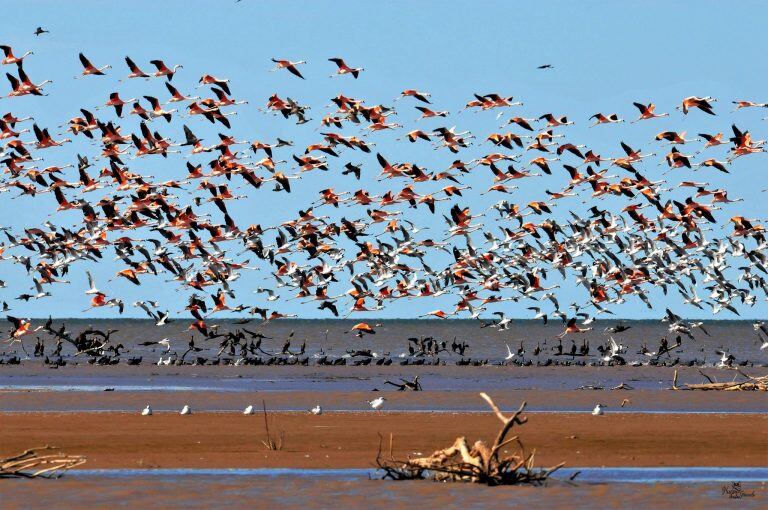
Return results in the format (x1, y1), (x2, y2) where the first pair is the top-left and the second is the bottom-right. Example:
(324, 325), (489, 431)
(1, 410), (765, 469)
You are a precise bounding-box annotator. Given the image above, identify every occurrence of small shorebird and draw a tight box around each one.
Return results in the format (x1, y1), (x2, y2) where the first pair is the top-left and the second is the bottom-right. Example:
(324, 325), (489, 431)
(141, 404), (152, 416)
(180, 404), (192, 415)
(368, 397), (386, 410)
(243, 405), (255, 415)
(310, 405), (322, 415)
(592, 404), (605, 416)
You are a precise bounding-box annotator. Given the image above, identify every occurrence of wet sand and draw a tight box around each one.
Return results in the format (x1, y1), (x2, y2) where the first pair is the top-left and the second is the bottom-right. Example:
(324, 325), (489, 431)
(2, 364), (766, 394)
(1, 411), (765, 469)
(1, 387), (766, 413)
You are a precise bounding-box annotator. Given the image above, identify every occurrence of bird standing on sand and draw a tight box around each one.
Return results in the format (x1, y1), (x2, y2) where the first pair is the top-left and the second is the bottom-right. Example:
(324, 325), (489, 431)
(243, 405), (255, 415)
(180, 404), (192, 415)
(368, 397), (386, 410)
(592, 404), (605, 416)
(141, 404), (152, 416)
(310, 405), (322, 415)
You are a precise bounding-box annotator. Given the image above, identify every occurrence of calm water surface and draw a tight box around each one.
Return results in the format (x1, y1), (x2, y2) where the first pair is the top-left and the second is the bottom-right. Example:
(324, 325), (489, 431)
(1, 468), (765, 510)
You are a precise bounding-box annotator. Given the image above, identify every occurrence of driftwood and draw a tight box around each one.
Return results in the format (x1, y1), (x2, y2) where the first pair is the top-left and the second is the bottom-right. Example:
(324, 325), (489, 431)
(0, 446), (86, 478)
(376, 393), (564, 486)
(671, 370), (767, 391)
(383, 375), (422, 391)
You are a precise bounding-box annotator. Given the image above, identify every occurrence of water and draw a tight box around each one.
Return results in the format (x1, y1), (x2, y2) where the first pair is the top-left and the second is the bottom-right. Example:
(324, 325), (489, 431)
(2, 318), (766, 365)
(1, 468), (765, 509)
(62, 466), (768, 483)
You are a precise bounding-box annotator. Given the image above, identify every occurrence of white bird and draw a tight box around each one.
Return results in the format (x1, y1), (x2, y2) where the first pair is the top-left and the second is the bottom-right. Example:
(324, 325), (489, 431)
(85, 270), (99, 295)
(715, 350), (735, 368)
(180, 404), (191, 415)
(254, 287), (278, 301)
(310, 405), (322, 415)
(243, 405), (255, 415)
(141, 404), (152, 416)
(592, 404), (605, 416)
(155, 312), (170, 326)
(368, 397), (386, 410)
(503, 342), (515, 360)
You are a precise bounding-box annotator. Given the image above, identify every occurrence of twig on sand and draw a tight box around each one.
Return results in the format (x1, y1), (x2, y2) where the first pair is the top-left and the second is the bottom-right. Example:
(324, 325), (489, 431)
(261, 400), (285, 450)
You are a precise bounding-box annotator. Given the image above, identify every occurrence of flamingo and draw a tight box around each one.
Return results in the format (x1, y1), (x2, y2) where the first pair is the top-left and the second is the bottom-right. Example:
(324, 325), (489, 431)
(0, 46), (33, 65)
(270, 58), (306, 79)
(150, 60), (182, 81)
(76, 53), (111, 77)
(328, 57), (364, 78)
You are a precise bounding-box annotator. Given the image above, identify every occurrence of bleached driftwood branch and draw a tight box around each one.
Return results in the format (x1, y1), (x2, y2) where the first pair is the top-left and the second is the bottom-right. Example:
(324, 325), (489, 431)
(376, 393), (564, 486)
(1, 446), (86, 478)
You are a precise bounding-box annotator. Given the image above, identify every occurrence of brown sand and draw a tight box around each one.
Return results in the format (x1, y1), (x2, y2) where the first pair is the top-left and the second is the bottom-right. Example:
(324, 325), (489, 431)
(1, 411), (765, 469)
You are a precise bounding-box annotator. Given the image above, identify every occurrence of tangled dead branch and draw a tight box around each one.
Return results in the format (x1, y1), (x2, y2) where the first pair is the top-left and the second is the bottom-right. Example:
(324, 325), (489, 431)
(0, 446), (86, 478)
(383, 375), (422, 391)
(376, 393), (564, 485)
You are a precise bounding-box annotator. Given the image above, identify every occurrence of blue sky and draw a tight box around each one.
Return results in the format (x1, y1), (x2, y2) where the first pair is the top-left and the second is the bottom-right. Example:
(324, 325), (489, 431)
(1, 1), (767, 319)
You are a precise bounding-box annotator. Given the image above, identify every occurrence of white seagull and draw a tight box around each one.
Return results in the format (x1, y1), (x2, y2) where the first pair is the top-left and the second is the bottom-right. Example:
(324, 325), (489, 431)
(85, 270), (100, 295)
(243, 405), (255, 415)
(310, 405), (322, 415)
(368, 397), (386, 410)
(141, 404), (152, 416)
(592, 404), (605, 416)
(503, 342), (515, 360)
(180, 404), (192, 415)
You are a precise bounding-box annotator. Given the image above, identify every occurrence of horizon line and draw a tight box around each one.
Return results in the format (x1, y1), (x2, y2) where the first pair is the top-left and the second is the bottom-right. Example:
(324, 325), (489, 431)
(16, 316), (759, 322)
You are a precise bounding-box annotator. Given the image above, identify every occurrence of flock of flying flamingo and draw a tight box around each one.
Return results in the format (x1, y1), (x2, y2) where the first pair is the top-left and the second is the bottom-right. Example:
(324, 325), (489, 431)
(2, 35), (768, 361)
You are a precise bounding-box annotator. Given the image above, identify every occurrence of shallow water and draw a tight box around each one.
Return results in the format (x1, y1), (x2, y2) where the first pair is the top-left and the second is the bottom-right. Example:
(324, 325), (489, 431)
(2, 318), (767, 365)
(1, 468), (765, 510)
(63, 466), (768, 483)
(0, 365), (756, 392)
